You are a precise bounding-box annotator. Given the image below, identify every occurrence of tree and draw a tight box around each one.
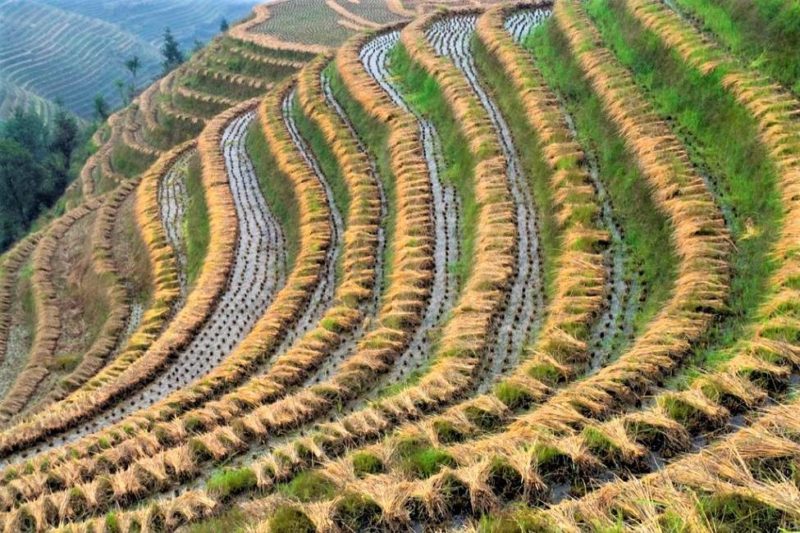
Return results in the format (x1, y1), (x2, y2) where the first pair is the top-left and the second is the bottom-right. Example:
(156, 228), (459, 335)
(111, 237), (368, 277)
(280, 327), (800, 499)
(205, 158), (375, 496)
(124, 55), (141, 87)
(94, 94), (110, 120)
(50, 109), (78, 165)
(0, 139), (45, 244)
(114, 79), (128, 105)
(2, 107), (49, 160)
(0, 106), (86, 252)
(161, 27), (184, 73)
(220, 18), (229, 32)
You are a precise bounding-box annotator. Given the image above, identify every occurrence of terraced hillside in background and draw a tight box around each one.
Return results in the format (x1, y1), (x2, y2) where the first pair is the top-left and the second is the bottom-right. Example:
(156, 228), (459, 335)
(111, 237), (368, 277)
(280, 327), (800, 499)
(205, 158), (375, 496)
(0, 0), (799, 531)
(0, 0), (259, 122)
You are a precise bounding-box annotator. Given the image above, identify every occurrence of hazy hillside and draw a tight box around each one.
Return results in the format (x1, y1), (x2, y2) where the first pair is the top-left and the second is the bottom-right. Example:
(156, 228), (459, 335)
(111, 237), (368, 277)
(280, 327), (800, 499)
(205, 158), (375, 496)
(0, 0), (257, 122)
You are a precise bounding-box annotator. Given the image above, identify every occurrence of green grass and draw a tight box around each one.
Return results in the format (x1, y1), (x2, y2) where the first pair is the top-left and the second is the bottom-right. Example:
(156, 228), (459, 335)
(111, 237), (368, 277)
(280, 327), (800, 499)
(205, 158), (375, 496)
(395, 437), (457, 479)
(183, 153), (210, 288)
(472, 36), (561, 299)
(246, 119), (301, 271)
(352, 452), (385, 477)
(590, 0), (782, 381)
(206, 50), (297, 81)
(109, 142), (155, 180)
(187, 507), (249, 533)
(206, 467), (257, 500)
(528, 21), (677, 349)
(268, 506), (315, 533)
(278, 471), (336, 502)
(389, 44), (478, 292)
(146, 112), (203, 151)
(172, 92), (227, 119)
(291, 92), (350, 282)
(181, 72), (264, 100)
(231, 38), (316, 63)
(327, 65), (397, 296)
(674, 0), (800, 95)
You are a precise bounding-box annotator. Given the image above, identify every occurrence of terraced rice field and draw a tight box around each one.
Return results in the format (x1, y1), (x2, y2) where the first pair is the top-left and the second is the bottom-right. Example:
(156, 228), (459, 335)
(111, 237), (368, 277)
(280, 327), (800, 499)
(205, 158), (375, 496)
(0, 0), (258, 120)
(0, 0), (799, 531)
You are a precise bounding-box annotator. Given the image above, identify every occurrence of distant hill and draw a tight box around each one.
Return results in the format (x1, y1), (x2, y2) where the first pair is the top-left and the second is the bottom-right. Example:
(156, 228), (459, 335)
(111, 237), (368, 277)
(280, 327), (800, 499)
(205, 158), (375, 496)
(0, 0), (258, 122)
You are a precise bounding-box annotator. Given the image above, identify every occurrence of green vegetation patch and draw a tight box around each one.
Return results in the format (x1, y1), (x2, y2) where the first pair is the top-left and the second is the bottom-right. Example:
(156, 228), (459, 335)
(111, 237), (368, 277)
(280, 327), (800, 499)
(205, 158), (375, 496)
(589, 0), (782, 378)
(279, 470), (336, 502)
(394, 437), (457, 479)
(184, 153), (210, 288)
(207, 467), (257, 500)
(674, 0), (800, 96)
(530, 19), (678, 351)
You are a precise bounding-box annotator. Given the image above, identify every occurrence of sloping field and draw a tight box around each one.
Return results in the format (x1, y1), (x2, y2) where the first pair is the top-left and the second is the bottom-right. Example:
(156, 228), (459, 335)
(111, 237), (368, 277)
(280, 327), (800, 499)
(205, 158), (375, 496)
(0, 0), (798, 532)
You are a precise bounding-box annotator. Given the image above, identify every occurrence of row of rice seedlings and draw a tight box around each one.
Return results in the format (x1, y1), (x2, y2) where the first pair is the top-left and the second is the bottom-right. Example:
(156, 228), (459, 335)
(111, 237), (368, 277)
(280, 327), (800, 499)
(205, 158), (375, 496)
(229, 38), (317, 65)
(226, 45), (306, 70)
(202, 54), (295, 85)
(0, 83), (342, 525)
(0, 233), (42, 364)
(0, 98), (251, 459)
(537, 396), (800, 532)
(244, 1), (735, 525)
(229, 4), (333, 56)
(0, 197), (106, 423)
(326, 0), (382, 31)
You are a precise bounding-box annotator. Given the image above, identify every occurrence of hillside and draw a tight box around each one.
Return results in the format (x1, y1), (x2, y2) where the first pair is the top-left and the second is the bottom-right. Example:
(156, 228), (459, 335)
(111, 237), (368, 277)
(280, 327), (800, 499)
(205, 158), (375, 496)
(0, 0), (258, 121)
(0, 0), (799, 532)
